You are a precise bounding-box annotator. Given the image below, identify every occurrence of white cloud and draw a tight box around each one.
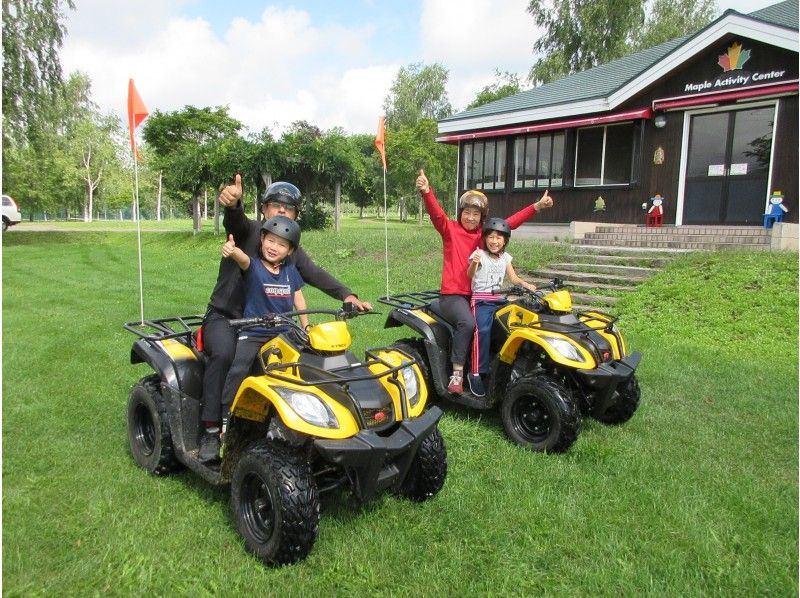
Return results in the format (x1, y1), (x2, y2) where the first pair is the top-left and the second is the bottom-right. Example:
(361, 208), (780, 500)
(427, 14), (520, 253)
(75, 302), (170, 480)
(61, 4), (396, 135)
(420, 0), (537, 111)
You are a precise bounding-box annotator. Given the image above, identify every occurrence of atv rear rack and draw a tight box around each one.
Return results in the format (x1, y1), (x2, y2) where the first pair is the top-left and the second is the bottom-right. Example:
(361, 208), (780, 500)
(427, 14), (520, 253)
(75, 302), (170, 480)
(377, 291), (440, 310)
(123, 315), (204, 343)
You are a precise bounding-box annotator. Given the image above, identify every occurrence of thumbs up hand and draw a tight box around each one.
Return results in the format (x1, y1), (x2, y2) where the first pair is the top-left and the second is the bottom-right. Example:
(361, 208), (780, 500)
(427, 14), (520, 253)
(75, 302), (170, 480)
(221, 233), (236, 258)
(534, 190), (553, 211)
(415, 169), (430, 194)
(219, 174), (243, 208)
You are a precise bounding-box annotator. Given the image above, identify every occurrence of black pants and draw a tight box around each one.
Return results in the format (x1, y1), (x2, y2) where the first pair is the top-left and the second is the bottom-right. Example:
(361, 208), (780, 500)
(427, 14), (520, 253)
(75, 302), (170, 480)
(200, 310), (238, 423)
(439, 294), (474, 367)
(220, 332), (273, 417)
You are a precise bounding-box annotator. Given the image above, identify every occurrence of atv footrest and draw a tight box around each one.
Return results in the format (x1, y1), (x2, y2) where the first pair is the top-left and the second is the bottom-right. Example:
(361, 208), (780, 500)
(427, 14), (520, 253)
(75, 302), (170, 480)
(314, 406), (442, 501)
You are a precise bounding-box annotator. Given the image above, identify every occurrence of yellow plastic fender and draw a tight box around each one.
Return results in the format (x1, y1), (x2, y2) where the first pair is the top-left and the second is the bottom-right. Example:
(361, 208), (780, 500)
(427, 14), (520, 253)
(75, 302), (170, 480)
(497, 328), (597, 369)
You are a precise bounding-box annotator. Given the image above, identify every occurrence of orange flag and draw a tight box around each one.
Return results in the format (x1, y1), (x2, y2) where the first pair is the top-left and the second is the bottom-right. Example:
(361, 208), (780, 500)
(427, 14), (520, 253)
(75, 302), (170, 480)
(374, 116), (387, 171)
(127, 79), (149, 161)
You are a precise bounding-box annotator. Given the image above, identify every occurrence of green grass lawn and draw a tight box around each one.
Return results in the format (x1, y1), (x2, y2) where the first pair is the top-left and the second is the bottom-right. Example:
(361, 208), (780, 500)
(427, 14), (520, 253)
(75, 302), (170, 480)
(2, 223), (797, 595)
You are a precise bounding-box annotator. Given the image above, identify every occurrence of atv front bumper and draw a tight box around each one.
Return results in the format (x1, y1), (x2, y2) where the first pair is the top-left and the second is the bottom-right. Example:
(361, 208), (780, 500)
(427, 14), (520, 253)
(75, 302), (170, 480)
(314, 406), (443, 501)
(573, 352), (641, 409)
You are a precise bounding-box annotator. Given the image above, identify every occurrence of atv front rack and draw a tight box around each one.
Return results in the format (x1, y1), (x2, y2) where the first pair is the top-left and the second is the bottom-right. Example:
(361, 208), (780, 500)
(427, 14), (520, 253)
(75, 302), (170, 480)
(260, 347), (419, 422)
(123, 315), (204, 343)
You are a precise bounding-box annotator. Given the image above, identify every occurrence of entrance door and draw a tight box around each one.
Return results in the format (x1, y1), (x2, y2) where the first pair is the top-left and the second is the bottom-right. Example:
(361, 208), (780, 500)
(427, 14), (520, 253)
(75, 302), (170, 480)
(683, 106), (774, 224)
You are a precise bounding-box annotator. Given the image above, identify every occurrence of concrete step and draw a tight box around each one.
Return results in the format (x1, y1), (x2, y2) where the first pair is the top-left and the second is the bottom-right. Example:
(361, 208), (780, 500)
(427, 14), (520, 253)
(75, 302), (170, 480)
(582, 232), (771, 244)
(562, 253), (671, 267)
(570, 291), (620, 305)
(530, 267), (648, 285)
(595, 225), (770, 238)
(550, 262), (661, 276)
(575, 238), (769, 250)
(528, 276), (637, 294)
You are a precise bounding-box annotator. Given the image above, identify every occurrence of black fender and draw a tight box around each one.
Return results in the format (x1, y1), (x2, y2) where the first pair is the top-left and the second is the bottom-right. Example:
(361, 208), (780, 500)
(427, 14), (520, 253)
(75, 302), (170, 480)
(130, 339), (203, 400)
(383, 309), (439, 345)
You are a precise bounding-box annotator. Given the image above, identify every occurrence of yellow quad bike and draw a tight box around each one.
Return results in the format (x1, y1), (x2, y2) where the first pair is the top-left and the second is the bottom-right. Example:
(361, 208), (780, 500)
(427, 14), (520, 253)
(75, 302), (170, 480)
(123, 306), (446, 566)
(379, 279), (641, 453)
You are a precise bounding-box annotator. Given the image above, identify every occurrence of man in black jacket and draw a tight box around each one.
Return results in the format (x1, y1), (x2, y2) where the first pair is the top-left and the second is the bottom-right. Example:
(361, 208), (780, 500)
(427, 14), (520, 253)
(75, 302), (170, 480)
(199, 176), (371, 461)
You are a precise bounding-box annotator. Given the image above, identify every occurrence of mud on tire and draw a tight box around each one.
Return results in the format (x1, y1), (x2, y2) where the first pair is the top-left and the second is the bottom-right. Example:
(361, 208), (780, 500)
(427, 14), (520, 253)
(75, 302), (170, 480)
(126, 374), (181, 475)
(396, 426), (447, 501)
(231, 441), (320, 566)
(501, 374), (581, 453)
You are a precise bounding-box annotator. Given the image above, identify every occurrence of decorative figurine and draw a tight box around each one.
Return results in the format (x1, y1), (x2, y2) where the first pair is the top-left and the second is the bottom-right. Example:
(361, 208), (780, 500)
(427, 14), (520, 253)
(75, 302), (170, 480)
(763, 191), (788, 229)
(646, 194), (664, 227)
(594, 196), (606, 212)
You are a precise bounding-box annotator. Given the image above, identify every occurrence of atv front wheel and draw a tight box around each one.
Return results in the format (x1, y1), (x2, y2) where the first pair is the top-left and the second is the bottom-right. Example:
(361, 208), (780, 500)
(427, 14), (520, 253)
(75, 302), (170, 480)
(501, 375), (580, 453)
(231, 442), (320, 566)
(126, 375), (181, 475)
(592, 375), (641, 425)
(396, 426), (447, 501)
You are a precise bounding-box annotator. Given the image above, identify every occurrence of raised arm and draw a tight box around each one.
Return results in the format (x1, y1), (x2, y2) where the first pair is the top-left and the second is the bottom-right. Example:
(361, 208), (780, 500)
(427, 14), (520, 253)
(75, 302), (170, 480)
(416, 169), (448, 235)
(221, 234), (250, 271)
(506, 190), (553, 229)
(220, 174), (254, 245)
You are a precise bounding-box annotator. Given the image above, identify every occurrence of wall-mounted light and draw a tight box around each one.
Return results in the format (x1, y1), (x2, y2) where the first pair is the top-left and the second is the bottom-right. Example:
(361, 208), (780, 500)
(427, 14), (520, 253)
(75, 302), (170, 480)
(653, 114), (667, 129)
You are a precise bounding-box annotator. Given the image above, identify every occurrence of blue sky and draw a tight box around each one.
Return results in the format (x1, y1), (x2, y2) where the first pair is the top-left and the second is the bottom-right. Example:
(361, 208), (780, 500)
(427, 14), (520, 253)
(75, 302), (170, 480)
(61, 0), (782, 136)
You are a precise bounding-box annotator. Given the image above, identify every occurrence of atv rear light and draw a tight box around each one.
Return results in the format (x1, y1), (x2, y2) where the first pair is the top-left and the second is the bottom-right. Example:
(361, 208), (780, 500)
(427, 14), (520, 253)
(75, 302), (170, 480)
(275, 387), (339, 429)
(541, 336), (586, 363)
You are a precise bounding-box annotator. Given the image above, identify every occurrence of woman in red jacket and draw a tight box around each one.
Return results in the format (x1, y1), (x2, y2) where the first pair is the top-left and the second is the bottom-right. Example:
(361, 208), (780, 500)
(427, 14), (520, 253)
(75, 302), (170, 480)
(415, 169), (553, 395)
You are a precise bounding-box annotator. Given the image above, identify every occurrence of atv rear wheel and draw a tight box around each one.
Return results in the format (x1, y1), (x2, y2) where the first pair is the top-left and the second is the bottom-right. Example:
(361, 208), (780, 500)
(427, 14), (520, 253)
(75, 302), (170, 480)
(396, 426), (447, 501)
(592, 375), (641, 425)
(231, 442), (320, 566)
(127, 375), (181, 475)
(501, 375), (580, 453)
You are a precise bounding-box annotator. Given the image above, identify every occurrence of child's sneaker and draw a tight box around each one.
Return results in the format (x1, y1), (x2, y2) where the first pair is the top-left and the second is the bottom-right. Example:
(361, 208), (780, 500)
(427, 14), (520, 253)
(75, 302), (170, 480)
(467, 373), (485, 397)
(447, 372), (464, 394)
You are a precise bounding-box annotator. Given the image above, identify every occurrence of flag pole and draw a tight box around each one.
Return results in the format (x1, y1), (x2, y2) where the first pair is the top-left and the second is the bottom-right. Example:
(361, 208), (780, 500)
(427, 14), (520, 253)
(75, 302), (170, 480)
(382, 167), (389, 298)
(127, 79), (149, 325)
(133, 146), (145, 324)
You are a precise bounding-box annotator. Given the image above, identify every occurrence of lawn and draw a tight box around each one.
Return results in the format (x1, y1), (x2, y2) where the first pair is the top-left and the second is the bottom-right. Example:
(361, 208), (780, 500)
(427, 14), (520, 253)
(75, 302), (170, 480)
(2, 222), (797, 595)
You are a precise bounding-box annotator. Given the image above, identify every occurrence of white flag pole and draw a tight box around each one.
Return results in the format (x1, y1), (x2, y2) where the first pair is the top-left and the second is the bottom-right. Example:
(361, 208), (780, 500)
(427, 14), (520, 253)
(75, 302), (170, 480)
(382, 167), (389, 298)
(132, 142), (145, 325)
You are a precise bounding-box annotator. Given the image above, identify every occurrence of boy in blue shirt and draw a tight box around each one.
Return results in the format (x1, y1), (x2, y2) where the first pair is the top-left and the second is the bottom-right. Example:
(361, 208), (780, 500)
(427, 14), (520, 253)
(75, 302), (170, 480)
(201, 215), (307, 461)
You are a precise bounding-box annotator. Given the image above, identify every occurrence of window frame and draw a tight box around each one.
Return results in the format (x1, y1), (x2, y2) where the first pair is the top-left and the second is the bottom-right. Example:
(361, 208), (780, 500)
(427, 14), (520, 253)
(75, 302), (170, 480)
(573, 122), (635, 187)
(512, 131), (565, 190)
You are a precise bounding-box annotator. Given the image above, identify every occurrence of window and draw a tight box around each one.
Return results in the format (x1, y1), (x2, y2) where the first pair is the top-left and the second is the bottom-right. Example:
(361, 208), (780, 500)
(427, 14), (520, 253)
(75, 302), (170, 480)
(513, 132), (565, 189)
(574, 123), (634, 186)
(462, 139), (506, 191)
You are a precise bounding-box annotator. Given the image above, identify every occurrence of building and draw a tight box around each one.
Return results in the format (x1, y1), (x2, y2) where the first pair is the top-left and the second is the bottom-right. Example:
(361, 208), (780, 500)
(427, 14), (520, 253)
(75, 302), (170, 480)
(437, 0), (798, 227)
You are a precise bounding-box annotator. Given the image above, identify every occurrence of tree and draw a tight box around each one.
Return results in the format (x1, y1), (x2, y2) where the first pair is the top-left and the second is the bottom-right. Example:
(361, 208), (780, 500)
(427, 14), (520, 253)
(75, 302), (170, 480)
(526, 0), (716, 85)
(527, 0), (645, 84)
(142, 106), (242, 232)
(467, 70), (526, 110)
(383, 62), (453, 128)
(634, 0), (716, 51)
(2, 0), (75, 146)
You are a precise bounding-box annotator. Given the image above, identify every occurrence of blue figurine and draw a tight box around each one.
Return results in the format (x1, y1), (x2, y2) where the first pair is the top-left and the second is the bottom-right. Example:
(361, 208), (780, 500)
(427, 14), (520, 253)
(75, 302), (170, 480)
(763, 191), (788, 229)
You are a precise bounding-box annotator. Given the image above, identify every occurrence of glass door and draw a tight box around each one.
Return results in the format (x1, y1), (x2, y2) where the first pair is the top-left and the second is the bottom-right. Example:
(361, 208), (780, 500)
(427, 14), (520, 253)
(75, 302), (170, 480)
(683, 106), (773, 224)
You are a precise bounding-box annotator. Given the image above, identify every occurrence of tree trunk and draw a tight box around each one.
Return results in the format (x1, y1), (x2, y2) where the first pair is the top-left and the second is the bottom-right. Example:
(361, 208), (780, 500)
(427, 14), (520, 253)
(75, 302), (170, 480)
(334, 181), (341, 232)
(419, 197), (424, 225)
(214, 189), (220, 235)
(259, 172), (272, 219)
(193, 194), (201, 234)
(203, 188), (208, 220)
(156, 171), (162, 221)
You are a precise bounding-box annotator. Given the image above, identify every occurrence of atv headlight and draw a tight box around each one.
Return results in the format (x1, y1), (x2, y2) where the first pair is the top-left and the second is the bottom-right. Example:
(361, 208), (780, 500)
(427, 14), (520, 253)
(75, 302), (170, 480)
(274, 387), (339, 429)
(541, 336), (586, 363)
(401, 365), (420, 407)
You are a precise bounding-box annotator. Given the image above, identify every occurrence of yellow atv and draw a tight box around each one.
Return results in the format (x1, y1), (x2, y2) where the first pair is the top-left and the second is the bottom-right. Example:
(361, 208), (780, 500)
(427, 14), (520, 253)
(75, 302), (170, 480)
(124, 306), (446, 566)
(379, 280), (641, 453)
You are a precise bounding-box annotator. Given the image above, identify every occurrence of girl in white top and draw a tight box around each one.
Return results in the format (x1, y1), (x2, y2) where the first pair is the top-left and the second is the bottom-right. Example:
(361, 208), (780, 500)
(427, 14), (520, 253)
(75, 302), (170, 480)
(465, 218), (537, 397)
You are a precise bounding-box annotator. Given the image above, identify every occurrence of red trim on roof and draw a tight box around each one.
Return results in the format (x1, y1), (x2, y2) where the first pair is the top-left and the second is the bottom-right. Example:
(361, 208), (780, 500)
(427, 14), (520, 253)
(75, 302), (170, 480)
(435, 107), (652, 144)
(652, 81), (798, 110)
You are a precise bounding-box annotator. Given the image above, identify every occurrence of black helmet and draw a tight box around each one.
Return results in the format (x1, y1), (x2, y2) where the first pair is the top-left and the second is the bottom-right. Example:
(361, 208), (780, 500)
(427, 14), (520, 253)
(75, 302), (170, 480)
(258, 182), (303, 213)
(483, 217), (511, 238)
(261, 215), (301, 249)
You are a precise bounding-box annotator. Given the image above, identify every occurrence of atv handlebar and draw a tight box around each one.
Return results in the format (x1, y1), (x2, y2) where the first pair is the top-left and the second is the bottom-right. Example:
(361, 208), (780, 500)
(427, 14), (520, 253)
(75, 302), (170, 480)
(229, 304), (380, 329)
